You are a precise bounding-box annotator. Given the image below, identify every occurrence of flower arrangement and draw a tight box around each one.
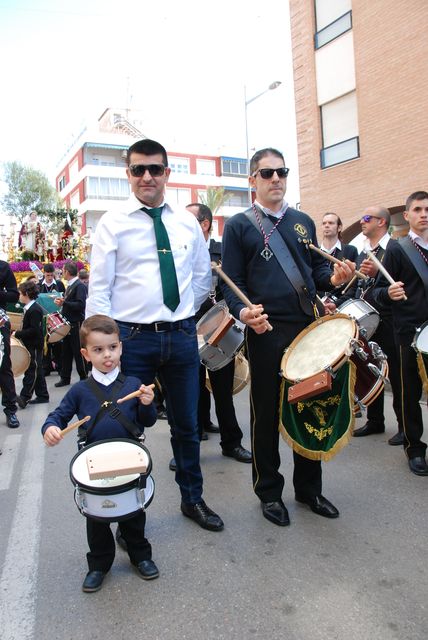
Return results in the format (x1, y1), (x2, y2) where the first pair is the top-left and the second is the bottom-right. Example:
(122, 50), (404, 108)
(10, 259), (86, 273)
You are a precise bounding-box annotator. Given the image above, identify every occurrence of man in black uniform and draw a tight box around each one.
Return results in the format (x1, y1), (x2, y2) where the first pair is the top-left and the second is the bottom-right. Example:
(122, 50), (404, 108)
(187, 203), (251, 463)
(54, 261), (88, 387)
(373, 191), (428, 476)
(221, 147), (354, 526)
(0, 260), (20, 428)
(40, 262), (66, 376)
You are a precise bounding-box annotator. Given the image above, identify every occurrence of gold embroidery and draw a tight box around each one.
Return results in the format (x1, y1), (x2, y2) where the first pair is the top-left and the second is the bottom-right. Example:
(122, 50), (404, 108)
(304, 422), (333, 441)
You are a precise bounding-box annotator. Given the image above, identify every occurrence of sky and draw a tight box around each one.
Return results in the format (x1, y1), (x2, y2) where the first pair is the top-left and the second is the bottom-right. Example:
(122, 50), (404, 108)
(0, 0), (300, 207)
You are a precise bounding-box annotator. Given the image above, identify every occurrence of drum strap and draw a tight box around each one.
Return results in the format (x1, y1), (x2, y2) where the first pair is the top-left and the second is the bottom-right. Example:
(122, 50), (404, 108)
(245, 208), (315, 317)
(78, 374), (142, 445)
(398, 236), (428, 302)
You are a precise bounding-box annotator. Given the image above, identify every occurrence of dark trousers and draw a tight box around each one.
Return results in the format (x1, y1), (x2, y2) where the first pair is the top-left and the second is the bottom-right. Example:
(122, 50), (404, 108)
(60, 322), (87, 381)
(20, 344), (49, 401)
(0, 323), (17, 415)
(43, 341), (62, 374)
(399, 344), (426, 460)
(86, 511), (151, 572)
(367, 320), (402, 430)
(246, 321), (322, 503)
(198, 360), (244, 451)
(118, 320), (203, 504)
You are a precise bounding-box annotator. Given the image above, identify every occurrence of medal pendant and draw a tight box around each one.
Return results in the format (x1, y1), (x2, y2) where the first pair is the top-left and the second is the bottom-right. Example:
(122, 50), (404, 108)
(261, 245), (273, 261)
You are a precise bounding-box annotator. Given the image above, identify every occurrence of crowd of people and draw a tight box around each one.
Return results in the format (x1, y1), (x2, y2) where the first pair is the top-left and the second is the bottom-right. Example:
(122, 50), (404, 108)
(1, 138), (426, 594)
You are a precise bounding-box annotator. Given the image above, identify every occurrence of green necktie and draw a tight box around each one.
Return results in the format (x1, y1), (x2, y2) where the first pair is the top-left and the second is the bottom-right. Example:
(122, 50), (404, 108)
(142, 206), (180, 311)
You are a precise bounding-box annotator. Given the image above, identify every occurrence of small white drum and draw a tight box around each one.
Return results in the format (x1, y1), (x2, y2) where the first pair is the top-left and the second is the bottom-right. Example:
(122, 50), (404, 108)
(46, 312), (70, 343)
(197, 302), (244, 371)
(70, 439), (155, 522)
(10, 336), (31, 377)
(205, 350), (251, 396)
(413, 321), (428, 394)
(336, 298), (380, 340)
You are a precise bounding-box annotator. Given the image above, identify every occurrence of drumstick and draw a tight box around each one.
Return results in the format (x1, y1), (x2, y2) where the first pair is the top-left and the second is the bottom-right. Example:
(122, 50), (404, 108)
(117, 383), (156, 404)
(365, 249), (407, 301)
(341, 274), (357, 295)
(60, 415), (91, 437)
(308, 244), (369, 280)
(211, 263), (273, 331)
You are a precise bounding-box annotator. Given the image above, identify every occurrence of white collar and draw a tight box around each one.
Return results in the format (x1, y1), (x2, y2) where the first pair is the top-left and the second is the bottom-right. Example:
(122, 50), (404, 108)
(366, 232), (390, 251)
(23, 300), (36, 312)
(409, 230), (428, 251)
(254, 199), (289, 219)
(320, 239), (342, 253)
(67, 276), (78, 286)
(125, 193), (169, 216)
(91, 366), (120, 387)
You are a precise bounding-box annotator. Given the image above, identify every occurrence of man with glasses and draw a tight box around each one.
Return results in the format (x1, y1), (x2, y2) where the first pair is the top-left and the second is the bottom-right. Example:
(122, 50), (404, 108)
(221, 147), (354, 527)
(340, 206), (403, 445)
(86, 139), (224, 533)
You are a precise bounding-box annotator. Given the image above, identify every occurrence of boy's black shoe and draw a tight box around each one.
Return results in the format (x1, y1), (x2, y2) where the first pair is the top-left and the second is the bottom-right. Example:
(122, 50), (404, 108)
(82, 571), (105, 593)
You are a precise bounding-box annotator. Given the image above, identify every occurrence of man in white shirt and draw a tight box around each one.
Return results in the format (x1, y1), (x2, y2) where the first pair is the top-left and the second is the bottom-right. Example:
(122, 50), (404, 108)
(86, 139), (223, 532)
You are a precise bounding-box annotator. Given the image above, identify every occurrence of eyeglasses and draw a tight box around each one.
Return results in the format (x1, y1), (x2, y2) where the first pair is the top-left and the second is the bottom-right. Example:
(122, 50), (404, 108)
(360, 215), (381, 223)
(252, 167), (290, 180)
(128, 164), (166, 178)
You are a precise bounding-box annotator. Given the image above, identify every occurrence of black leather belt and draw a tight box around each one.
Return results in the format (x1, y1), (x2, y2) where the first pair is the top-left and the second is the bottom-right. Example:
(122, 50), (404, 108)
(118, 318), (194, 333)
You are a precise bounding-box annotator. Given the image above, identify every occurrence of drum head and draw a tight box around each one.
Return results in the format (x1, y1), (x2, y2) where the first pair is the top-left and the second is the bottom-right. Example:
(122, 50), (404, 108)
(415, 322), (428, 354)
(10, 336), (31, 377)
(70, 439), (151, 490)
(281, 314), (358, 382)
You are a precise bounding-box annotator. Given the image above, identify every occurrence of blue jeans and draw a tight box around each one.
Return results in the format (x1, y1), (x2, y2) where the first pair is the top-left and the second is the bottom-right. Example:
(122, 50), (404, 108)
(118, 320), (203, 504)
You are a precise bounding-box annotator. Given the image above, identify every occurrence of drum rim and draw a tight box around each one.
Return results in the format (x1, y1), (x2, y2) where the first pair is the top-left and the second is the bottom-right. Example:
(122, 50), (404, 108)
(337, 298), (378, 314)
(70, 438), (152, 492)
(281, 314), (358, 381)
(415, 321), (428, 353)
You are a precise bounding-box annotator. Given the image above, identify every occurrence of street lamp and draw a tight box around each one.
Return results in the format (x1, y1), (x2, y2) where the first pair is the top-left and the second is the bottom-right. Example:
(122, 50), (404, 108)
(244, 81), (282, 205)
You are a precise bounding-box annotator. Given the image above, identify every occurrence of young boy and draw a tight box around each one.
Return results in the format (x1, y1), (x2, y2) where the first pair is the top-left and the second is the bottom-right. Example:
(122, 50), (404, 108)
(41, 314), (158, 593)
(15, 280), (49, 407)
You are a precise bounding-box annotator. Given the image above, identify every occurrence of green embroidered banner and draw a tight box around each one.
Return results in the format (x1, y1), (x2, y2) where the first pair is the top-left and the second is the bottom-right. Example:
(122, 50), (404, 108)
(280, 361), (356, 461)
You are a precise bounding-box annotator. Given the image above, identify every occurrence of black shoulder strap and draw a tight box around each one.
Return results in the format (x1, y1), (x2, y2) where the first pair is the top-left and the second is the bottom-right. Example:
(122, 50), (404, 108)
(79, 374), (142, 444)
(245, 208), (314, 316)
(399, 236), (428, 301)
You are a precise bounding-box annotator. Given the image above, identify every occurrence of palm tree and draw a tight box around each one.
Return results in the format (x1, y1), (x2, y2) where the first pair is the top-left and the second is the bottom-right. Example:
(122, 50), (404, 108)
(200, 186), (231, 214)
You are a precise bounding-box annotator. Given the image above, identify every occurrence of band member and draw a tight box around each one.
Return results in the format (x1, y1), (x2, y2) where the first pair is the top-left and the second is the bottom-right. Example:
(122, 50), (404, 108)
(0, 260), (20, 428)
(15, 280), (49, 407)
(54, 261), (88, 387)
(373, 191), (428, 476)
(42, 315), (158, 592)
(86, 139), (223, 532)
(40, 263), (65, 295)
(221, 147), (354, 526)
(186, 202), (251, 463)
(337, 206), (403, 445)
(40, 262), (65, 376)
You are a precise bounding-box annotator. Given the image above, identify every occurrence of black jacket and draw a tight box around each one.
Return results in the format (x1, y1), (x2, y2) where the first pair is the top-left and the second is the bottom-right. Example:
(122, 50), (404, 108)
(40, 279), (65, 294)
(15, 301), (44, 349)
(0, 260), (19, 310)
(61, 279), (87, 323)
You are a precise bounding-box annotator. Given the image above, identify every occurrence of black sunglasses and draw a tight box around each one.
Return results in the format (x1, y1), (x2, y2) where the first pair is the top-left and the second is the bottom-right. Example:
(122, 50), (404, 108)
(360, 215), (381, 223)
(253, 167), (290, 179)
(128, 164), (166, 178)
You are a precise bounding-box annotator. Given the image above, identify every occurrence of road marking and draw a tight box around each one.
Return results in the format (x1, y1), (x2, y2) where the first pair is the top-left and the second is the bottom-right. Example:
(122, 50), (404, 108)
(0, 423), (45, 640)
(0, 434), (23, 491)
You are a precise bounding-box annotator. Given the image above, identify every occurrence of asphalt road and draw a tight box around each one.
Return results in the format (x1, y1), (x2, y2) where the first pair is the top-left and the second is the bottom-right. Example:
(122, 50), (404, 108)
(0, 372), (427, 640)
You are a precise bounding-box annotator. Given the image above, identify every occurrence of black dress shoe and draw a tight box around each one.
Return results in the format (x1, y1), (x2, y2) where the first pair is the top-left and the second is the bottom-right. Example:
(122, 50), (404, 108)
(181, 500), (224, 531)
(55, 379), (70, 388)
(115, 526), (127, 551)
(200, 431), (209, 441)
(82, 571), (105, 593)
(261, 500), (290, 526)
(134, 559), (159, 580)
(169, 457), (177, 471)
(222, 445), (252, 463)
(408, 457), (428, 476)
(28, 397), (50, 405)
(353, 422), (385, 437)
(6, 413), (20, 429)
(295, 494), (339, 518)
(16, 396), (28, 409)
(204, 422), (220, 434)
(388, 431), (404, 446)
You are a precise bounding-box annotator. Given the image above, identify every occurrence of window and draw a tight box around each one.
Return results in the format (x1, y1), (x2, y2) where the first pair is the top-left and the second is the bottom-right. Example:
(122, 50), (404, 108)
(86, 177), (130, 199)
(165, 187), (191, 208)
(315, 11), (352, 49)
(315, 0), (351, 31)
(58, 175), (66, 191)
(169, 157), (190, 174)
(224, 189), (247, 207)
(320, 91), (359, 168)
(69, 158), (79, 182)
(320, 137), (359, 169)
(221, 158), (248, 177)
(196, 159), (216, 176)
(70, 190), (80, 210)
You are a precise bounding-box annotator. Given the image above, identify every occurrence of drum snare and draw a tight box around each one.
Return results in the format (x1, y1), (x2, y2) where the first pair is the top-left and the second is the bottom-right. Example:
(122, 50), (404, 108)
(336, 298), (380, 340)
(197, 302), (244, 371)
(46, 311), (71, 343)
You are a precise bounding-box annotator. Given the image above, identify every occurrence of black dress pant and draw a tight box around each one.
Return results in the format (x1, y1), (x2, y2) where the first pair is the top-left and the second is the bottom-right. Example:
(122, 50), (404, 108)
(246, 321), (322, 503)
(20, 344), (49, 401)
(60, 322), (87, 381)
(86, 511), (152, 572)
(0, 323), (17, 415)
(399, 344), (426, 460)
(198, 360), (244, 451)
(366, 319), (402, 430)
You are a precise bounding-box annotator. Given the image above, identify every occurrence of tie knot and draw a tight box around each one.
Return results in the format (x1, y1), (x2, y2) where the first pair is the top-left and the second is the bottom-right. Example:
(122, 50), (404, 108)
(142, 206), (163, 219)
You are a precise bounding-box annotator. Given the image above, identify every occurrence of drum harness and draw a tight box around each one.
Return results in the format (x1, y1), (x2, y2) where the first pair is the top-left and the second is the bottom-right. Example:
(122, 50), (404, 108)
(77, 373), (144, 449)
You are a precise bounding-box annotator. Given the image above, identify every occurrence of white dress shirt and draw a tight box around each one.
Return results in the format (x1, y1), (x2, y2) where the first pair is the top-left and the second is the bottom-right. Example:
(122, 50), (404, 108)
(86, 194), (211, 323)
(91, 366), (120, 386)
(409, 229), (428, 250)
(320, 240), (342, 254)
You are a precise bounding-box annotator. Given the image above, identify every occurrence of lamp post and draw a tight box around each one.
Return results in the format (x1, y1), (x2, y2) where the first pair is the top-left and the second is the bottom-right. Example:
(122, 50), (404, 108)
(244, 81), (282, 205)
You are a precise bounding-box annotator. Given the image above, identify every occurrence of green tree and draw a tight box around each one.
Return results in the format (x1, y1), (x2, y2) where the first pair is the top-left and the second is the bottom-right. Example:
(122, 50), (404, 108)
(200, 186), (231, 214)
(1, 161), (63, 223)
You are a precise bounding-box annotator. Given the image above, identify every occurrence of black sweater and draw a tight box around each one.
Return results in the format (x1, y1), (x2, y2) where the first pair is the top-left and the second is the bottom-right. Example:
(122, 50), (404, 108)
(15, 301), (44, 349)
(221, 207), (332, 323)
(0, 260), (19, 310)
